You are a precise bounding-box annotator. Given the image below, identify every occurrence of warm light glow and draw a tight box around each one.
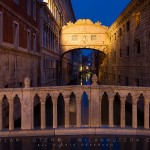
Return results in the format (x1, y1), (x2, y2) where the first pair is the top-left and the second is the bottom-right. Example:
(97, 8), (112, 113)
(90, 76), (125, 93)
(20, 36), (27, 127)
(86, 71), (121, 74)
(80, 79), (82, 85)
(80, 65), (83, 71)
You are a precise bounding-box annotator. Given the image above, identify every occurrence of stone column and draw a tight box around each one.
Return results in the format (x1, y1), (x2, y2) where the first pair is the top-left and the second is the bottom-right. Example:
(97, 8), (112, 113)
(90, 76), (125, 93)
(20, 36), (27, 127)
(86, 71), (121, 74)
(22, 77), (32, 130)
(90, 74), (100, 127)
(41, 100), (46, 129)
(64, 98), (69, 128)
(9, 100), (14, 130)
(76, 98), (81, 128)
(99, 97), (102, 127)
(132, 97), (137, 128)
(88, 97), (91, 127)
(144, 100), (149, 129)
(31, 100), (34, 129)
(120, 98), (126, 128)
(0, 101), (2, 130)
(109, 97), (114, 127)
(53, 99), (57, 128)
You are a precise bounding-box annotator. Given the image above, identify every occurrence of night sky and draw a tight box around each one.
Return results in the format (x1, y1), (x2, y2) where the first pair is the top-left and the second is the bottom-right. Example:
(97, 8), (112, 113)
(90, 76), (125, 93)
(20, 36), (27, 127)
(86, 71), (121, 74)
(71, 0), (131, 26)
(71, 0), (131, 56)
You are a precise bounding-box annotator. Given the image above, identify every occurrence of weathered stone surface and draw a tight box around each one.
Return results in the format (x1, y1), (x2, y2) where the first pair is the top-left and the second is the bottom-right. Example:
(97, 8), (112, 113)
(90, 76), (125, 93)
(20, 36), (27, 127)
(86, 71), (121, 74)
(0, 75), (150, 131)
(61, 19), (108, 54)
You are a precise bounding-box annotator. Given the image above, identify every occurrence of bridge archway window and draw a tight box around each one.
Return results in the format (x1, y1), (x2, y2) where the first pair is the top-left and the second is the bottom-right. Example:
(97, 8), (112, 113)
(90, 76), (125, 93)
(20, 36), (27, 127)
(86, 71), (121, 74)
(57, 93), (65, 127)
(46, 94), (53, 127)
(101, 92), (109, 125)
(81, 92), (89, 126)
(125, 93), (132, 126)
(113, 94), (120, 126)
(137, 94), (144, 128)
(91, 35), (96, 40)
(2, 95), (9, 129)
(13, 95), (21, 129)
(69, 92), (76, 126)
(34, 94), (41, 128)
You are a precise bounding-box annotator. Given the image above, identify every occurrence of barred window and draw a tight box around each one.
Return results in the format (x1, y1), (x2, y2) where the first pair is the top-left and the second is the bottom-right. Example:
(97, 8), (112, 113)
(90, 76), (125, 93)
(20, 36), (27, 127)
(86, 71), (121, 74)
(72, 35), (77, 41)
(91, 35), (96, 40)
(27, 0), (31, 15)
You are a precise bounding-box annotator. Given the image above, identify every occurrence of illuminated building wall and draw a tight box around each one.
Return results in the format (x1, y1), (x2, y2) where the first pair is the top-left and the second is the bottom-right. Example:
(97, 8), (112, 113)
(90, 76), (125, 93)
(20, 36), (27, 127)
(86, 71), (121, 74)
(0, 0), (40, 88)
(0, 0), (75, 88)
(39, 0), (76, 86)
(100, 0), (150, 86)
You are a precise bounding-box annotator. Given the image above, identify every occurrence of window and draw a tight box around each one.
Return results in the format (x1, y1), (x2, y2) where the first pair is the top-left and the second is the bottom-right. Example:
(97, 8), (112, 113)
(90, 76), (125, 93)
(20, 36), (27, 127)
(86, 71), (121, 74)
(13, 0), (19, 5)
(136, 41), (140, 54)
(126, 46), (130, 56)
(119, 28), (122, 36)
(114, 33), (116, 40)
(14, 57), (18, 75)
(27, 0), (31, 15)
(135, 79), (139, 86)
(33, 0), (36, 20)
(126, 21), (130, 31)
(136, 12), (141, 26)
(118, 75), (121, 84)
(43, 23), (47, 47)
(119, 49), (122, 57)
(91, 35), (96, 40)
(27, 29), (31, 50)
(125, 76), (129, 86)
(13, 21), (19, 48)
(72, 35), (77, 41)
(33, 33), (36, 51)
(0, 12), (3, 44)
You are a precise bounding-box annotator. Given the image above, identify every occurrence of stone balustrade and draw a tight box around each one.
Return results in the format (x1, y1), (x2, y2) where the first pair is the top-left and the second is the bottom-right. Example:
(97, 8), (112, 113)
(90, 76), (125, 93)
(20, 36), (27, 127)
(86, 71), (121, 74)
(0, 75), (150, 131)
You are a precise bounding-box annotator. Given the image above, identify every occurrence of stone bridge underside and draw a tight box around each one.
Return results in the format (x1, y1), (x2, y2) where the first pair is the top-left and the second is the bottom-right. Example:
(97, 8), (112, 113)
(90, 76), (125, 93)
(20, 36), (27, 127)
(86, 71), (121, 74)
(60, 19), (108, 55)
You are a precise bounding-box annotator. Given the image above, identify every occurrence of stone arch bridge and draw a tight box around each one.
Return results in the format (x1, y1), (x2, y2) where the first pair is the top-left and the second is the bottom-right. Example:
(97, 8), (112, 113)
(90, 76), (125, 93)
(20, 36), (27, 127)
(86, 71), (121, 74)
(60, 19), (108, 55)
(0, 74), (150, 135)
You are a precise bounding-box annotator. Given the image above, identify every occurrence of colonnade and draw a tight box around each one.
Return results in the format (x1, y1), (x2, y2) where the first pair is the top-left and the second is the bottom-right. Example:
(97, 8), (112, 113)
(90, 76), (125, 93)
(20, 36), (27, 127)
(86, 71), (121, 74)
(0, 92), (149, 130)
(0, 76), (150, 131)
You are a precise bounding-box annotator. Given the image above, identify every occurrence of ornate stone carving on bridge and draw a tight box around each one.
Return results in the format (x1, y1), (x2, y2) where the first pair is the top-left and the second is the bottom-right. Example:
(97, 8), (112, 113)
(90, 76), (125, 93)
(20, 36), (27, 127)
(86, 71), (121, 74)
(61, 19), (108, 55)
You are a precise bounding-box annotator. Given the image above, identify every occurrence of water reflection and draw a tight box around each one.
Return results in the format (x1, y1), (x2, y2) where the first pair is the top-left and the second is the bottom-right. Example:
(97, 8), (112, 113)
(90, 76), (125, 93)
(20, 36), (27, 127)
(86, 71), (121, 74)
(1, 135), (150, 150)
(80, 73), (92, 85)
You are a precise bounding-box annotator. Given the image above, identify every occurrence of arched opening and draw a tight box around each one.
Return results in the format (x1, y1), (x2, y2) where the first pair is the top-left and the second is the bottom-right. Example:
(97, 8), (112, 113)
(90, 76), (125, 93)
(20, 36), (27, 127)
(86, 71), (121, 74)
(57, 93), (65, 127)
(13, 95), (21, 129)
(69, 92), (76, 126)
(2, 95), (9, 129)
(46, 94), (53, 127)
(125, 93), (132, 126)
(101, 92), (109, 125)
(113, 93), (120, 126)
(137, 94), (144, 128)
(34, 94), (40, 128)
(81, 92), (89, 126)
(61, 48), (106, 86)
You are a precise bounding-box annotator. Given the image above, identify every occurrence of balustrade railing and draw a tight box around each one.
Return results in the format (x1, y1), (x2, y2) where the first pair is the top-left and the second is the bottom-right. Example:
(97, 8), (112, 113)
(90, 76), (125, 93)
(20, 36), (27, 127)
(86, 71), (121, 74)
(0, 75), (149, 131)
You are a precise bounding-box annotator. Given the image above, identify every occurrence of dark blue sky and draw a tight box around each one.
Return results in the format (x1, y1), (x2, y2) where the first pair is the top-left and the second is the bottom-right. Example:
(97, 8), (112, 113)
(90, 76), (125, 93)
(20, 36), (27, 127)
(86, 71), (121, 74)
(71, 0), (131, 26)
(71, 0), (131, 56)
